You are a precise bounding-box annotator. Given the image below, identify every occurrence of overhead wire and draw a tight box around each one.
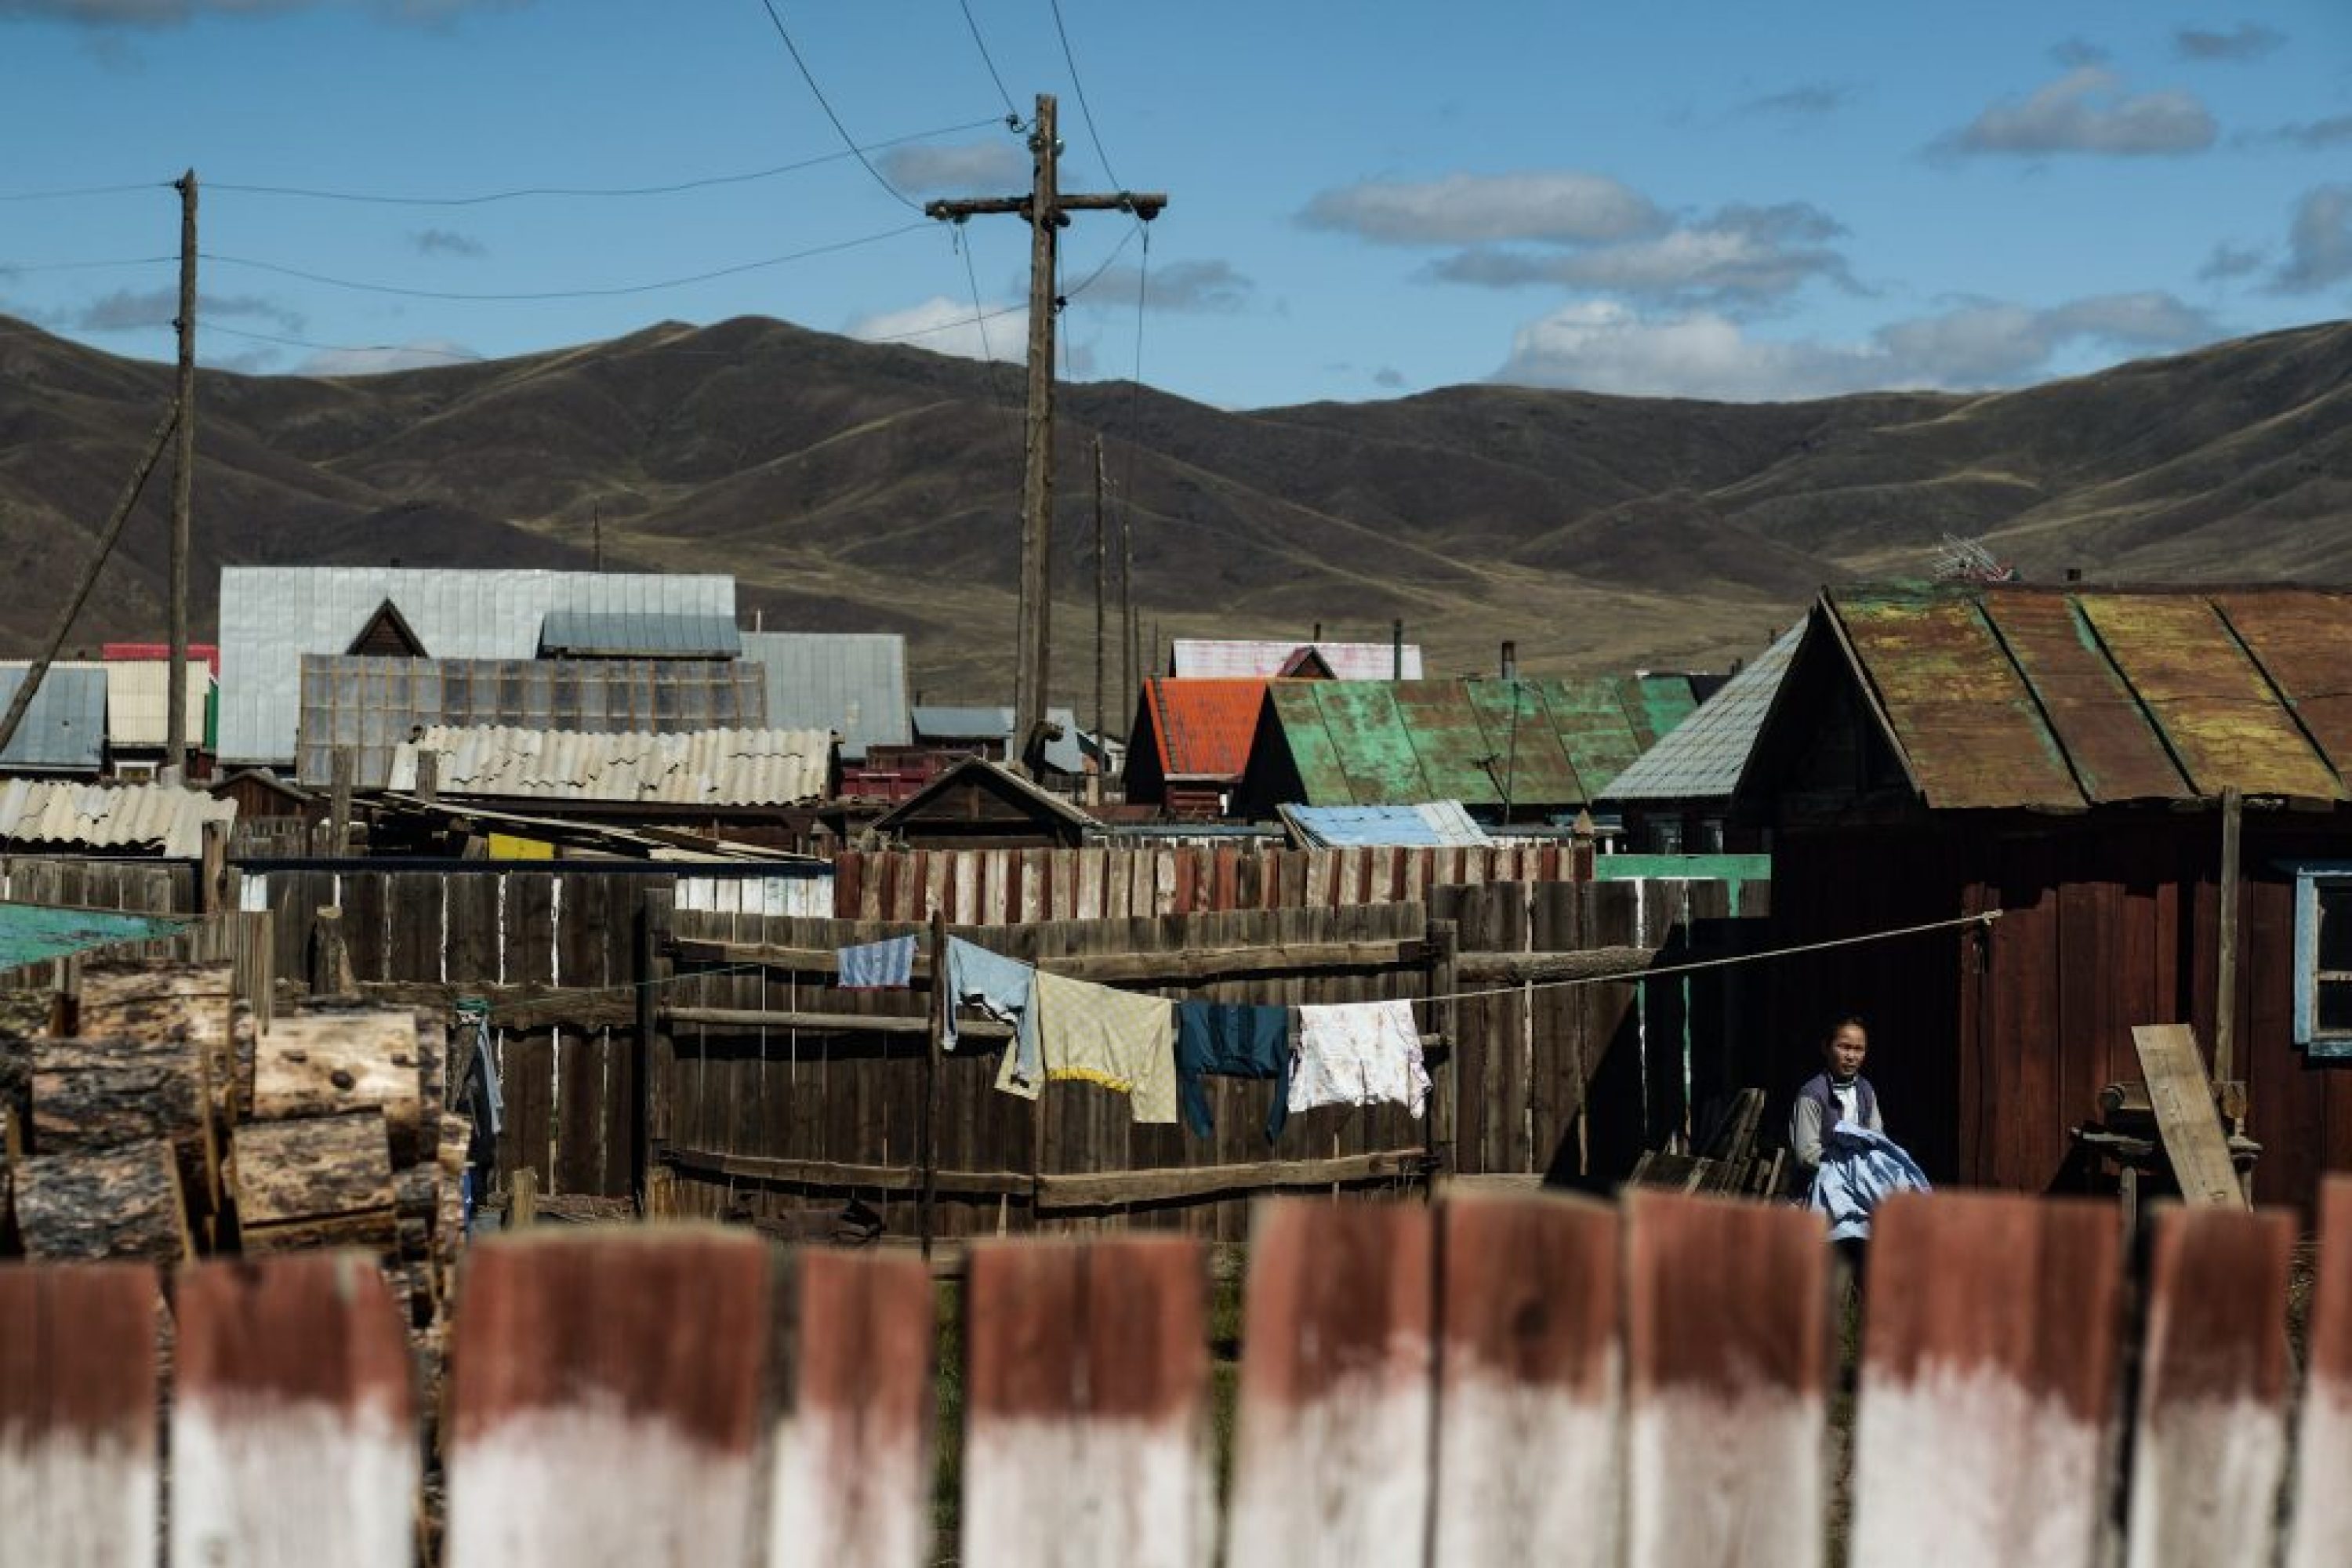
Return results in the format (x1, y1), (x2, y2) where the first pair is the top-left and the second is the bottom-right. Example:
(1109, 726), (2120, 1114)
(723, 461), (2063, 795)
(958, 0), (1023, 125)
(0, 180), (172, 204)
(953, 227), (1022, 454)
(1044, 0), (1120, 187)
(0, 254), (176, 274)
(753, 0), (919, 211)
(203, 322), (487, 365)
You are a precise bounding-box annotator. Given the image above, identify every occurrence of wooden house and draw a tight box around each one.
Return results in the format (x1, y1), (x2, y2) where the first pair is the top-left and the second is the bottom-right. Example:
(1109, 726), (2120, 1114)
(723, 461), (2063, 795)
(1123, 678), (1269, 818)
(1737, 583), (2352, 1210)
(865, 756), (1097, 850)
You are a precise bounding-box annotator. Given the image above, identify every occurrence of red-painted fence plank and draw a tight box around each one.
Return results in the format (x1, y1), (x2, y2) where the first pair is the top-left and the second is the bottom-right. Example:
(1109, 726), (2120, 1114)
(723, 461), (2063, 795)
(767, 1247), (936, 1568)
(1225, 1200), (1434, 1568)
(171, 1252), (416, 1568)
(1624, 1191), (1826, 1568)
(0, 1261), (159, 1568)
(1849, 1192), (2122, 1568)
(2287, 1176), (2352, 1568)
(441, 1228), (773, 1568)
(1432, 1190), (1621, 1567)
(2125, 1204), (2296, 1568)
(960, 1235), (1212, 1568)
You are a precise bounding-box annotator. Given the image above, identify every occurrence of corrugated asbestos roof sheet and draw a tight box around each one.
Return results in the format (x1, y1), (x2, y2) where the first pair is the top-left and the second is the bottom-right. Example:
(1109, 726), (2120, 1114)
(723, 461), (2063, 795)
(387, 726), (834, 806)
(739, 632), (909, 761)
(0, 664), (108, 773)
(1141, 679), (1266, 779)
(217, 568), (735, 765)
(0, 902), (191, 971)
(537, 610), (742, 659)
(1603, 623), (1803, 802)
(1281, 800), (1493, 848)
(1171, 638), (1425, 679)
(1826, 583), (2352, 808)
(101, 661), (214, 750)
(0, 779), (236, 857)
(1265, 677), (1692, 808)
(296, 655), (768, 789)
(910, 706), (1087, 774)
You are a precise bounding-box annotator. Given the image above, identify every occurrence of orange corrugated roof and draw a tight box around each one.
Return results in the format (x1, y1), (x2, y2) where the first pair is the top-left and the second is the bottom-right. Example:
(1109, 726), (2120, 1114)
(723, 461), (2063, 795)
(1145, 678), (1268, 779)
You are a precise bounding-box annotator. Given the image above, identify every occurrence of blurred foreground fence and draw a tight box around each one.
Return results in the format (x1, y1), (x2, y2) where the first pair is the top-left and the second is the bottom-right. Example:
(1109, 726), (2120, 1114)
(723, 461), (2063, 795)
(5, 1181), (2347, 1567)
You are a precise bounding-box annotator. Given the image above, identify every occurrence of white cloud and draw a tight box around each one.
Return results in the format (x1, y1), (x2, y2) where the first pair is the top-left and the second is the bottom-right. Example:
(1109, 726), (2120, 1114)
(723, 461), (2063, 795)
(2274, 184), (2352, 292)
(1496, 292), (2220, 401)
(67, 286), (303, 334)
(1936, 67), (2216, 157)
(876, 140), (1029, 195)
(412, 227), (486, 258)
(845, 294), (1025, 363)
(1301, 172), (1661, 246)
(2198, 241), (2265, 280)
(2050, 36), (2110, 67)
(2269, 114), (2352, 149)
(297, 339), (479, 375)
(1078, 258), (1253, 314)
(1432, 201), (1853, 306)
(2175, 22), (2285, 61)
(1734, 83), (1853, 121)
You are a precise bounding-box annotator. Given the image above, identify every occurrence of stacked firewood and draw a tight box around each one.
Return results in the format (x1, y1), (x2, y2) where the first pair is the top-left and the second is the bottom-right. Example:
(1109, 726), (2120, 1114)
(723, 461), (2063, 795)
(0, 961), (470, 1336)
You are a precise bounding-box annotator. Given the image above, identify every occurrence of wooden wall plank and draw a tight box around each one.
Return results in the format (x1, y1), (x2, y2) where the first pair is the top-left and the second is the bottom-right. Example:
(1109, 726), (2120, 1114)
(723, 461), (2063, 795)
(0, 1261), (158, 1568)
(1624, 1191), (1825, 1568)
(1432, 1191), (1620, 1567)
(1850, 1192), (2122, 1568)
(171, 1253), (416, 1568)
(2124, 1204), (2296, 1568)
(443, 1229), (771, 1568)
(2286, 1175), (2352, 1568)
(767, 1249), (935, 1568)
(1225, 1200), (1432, 1568)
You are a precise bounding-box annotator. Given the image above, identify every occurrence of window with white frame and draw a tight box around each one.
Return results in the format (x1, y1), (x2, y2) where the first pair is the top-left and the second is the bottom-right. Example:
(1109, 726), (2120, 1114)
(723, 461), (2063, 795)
(2292, 862), (2352, 1058)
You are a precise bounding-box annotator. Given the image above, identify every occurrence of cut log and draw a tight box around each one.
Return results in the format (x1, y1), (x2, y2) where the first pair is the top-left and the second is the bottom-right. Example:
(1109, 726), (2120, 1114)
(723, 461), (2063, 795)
(252, 1012), (426, 1163)
(231, 1111), (397, 1255)
(16, 1139), (192, 1263)
(30, 1033), (218, 1217)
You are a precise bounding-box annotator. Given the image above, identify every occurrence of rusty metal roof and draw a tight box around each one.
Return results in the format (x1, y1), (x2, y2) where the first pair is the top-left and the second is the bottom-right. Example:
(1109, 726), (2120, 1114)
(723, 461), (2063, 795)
(1824, 583), (2352, 808)
(1138, 679), (1268, 781)
(387, 726), (834, 806)
(0, 779), (236, 857)
(1259, 676), (1693, 809)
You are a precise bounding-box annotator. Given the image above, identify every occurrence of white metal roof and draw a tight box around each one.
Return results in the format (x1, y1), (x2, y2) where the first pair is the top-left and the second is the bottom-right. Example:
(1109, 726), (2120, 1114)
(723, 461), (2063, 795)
(0, 778), (236, 857)
(1170, 638), (1425, 680)
(216, 568), (735, 765)
(1600, 622), (1804, 803)
(739, 631), (909, 761)
(387, 725), (835, 806)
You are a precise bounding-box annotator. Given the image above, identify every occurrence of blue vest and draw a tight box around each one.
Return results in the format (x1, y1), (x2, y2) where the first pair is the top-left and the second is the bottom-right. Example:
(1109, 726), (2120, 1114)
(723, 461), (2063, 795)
(1799, 1071), (1878, 1130)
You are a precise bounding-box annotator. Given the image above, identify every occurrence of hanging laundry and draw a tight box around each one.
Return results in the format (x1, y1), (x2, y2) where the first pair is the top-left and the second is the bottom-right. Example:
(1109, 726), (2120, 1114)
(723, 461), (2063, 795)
(1289, 998), (1430, 1119)
(837, 934), (916, 989)
(1002, 969), (1178, 1124)
(944, 937), (1041, 1086)
(1174, 1000), (1292, 1142)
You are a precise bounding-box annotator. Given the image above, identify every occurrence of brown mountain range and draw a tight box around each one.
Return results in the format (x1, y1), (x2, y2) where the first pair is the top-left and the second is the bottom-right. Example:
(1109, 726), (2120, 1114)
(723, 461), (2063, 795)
(1, 312), (2347, 698)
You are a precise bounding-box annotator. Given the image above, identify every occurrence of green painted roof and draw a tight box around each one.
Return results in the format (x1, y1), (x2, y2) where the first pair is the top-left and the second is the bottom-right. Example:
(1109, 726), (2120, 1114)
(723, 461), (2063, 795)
(0, 902), (191, 974)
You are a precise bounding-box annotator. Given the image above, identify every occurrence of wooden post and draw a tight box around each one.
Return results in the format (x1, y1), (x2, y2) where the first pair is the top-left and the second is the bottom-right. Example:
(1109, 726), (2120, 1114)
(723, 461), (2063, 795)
(1429, 917), (1459, 1189)
(1092, 434), (1107, 768)
(309, 906), (354, 999)
(509, 1163), (537, 1228)
(415, 747), (439, 807)
(168, 169), (197, 775)
(329, 746), (355, 856)
(2216, 786), (2242, 1087)
(633, 886), (669, 1202)
(920, 909), (946, 1258)
(198, 817), (229, 917)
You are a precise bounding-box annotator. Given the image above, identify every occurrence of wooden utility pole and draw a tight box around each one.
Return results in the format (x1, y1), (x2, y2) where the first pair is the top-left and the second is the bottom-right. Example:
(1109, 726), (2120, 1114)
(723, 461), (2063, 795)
(1120, 489), (1135, 743)
(169, 169), (198, 779)
(1092, 434), (1107, 763)
(925, 94), (1163, 770)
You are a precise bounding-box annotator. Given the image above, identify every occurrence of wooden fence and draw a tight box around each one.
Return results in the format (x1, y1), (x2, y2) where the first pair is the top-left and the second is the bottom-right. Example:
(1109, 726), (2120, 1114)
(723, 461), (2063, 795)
(0, 855), (191, 913)
(3, 1183), (2342, 1567)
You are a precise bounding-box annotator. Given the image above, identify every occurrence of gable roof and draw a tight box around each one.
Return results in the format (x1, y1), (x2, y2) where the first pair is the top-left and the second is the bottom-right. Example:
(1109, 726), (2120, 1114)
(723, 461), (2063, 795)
(1137, 678), (1267, 781)
(1171, 638), (1425, 680)
(347, 598), (429, 658)
(1252, 676), (1696, 811)
(1783, 583), (2352, 810)
(739, 631), (909, 761)
(867, 754), (1098, 837)
(217, 568), (735, 765)
(0, 664), (108, 773)
(910, 705), (1088, 774)
(387, 725), (833, 806)
(1604, 622), (1803, 803)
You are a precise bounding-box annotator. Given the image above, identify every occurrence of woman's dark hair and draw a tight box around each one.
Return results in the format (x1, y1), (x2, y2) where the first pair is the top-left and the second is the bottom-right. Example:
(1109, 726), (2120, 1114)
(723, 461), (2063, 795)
(1824, 1014), (1867, 1043)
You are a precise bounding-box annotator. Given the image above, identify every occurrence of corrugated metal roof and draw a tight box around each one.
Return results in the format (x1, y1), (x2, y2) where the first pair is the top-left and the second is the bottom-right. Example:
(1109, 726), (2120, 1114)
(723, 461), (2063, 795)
(1823, 583), (2352, 808)
(1604, 623), (1803, 802)
(217, 568), (735, 764)
(910, 705), (1087, 774)
(0, 902), (191, 971)
(537, 610), (743, 659)
(296, 655), (768, 789)
(1140, 679), (1266, 779)
(1171, 638), (1425, 680)
(387, 726), (834, 806)
(1282, 800), (1493, 848)
(739, 632), (909, 761)
(100, 660), (214, 750)
(1260, 677), (1686, 809)
(0, 664), (108, 773)
(0, 778), (236, 856)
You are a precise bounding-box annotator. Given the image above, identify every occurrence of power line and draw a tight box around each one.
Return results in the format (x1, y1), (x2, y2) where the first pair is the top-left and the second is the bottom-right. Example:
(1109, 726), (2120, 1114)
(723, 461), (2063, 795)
(1045, 0), (1120, 187)
(753, 0), (919, 211)
(862, 298), (1025, 344)
(0, 180), (172, 204)
(958, 0), (1023, 125)
(201, 118), (1000, 207)
(0, 254), (176, 274)
(954, 227), (1022, 452)
(1060, 218), (1142, 302)
(200, 221), (928, 302)
(204, 322), (488, 365)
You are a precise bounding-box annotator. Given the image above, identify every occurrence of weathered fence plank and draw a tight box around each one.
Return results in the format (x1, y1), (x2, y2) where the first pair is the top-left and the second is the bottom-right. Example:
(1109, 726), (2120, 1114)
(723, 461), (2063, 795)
(2287, 1175), (2352, 1568)
(171, 1252), (416, 1568)
(1849, 1192), (2122, 1568)
(1624, 1190), (1826, 1568)
(0, 1261), (158, 1568)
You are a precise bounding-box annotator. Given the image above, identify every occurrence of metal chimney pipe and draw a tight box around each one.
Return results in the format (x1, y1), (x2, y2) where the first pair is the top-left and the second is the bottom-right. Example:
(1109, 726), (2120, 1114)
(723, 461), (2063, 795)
(1501, 640), (1517, 681)
(1392, 619), (1404, 680)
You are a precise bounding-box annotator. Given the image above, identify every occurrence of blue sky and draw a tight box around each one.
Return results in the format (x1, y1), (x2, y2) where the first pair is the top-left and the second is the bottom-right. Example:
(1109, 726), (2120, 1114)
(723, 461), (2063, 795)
(2, 0), (2347, 409)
